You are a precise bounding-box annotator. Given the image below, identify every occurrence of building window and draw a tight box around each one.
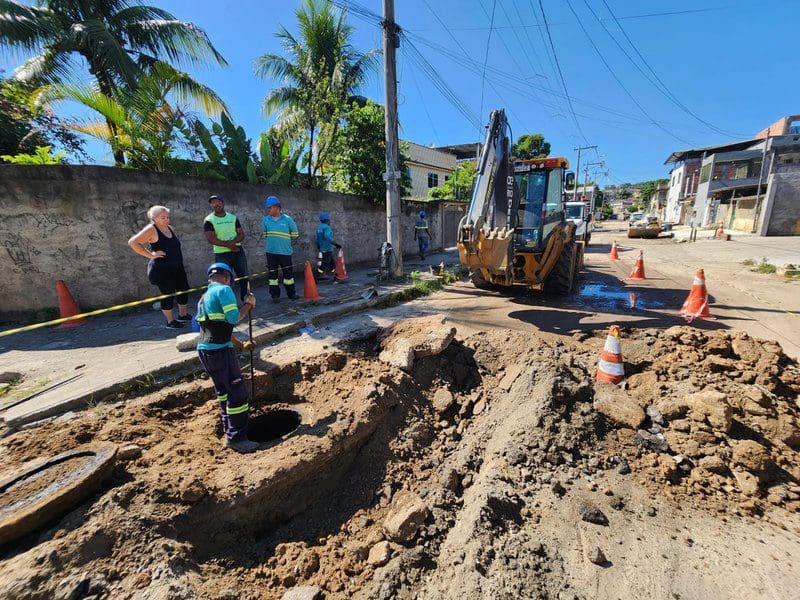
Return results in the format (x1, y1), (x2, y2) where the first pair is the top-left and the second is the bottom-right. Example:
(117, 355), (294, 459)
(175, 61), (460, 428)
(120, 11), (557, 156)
(699, 164), (711, 184)
(427, 173), (439, 188)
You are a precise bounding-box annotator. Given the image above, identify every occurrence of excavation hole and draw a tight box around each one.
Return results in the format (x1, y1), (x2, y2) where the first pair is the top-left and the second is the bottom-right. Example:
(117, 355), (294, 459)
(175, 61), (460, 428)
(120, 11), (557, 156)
(248, 409), (302, 444)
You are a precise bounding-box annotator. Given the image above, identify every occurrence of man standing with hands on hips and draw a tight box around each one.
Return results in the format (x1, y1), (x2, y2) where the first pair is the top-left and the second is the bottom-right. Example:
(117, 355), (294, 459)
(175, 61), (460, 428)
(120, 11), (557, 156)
(204, 195), (250, 303)
(262, 195), (299, 302)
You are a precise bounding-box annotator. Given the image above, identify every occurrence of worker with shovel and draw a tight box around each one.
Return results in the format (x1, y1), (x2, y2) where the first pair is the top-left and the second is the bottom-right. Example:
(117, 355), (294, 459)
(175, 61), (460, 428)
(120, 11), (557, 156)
(196, 262), (258, 453)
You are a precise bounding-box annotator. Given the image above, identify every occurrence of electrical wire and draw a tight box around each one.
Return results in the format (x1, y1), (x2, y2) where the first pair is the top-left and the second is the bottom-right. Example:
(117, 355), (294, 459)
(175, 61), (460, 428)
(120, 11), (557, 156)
(564, 0), (695, 146)
(479, 0), (498, 130)
(536, 0), (588, 144)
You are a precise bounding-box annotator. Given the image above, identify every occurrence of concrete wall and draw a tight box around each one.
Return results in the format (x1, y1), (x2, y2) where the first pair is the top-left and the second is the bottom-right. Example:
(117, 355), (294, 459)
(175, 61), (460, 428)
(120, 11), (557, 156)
(0, 165), (445, 317)
(764, 167), (800, 236)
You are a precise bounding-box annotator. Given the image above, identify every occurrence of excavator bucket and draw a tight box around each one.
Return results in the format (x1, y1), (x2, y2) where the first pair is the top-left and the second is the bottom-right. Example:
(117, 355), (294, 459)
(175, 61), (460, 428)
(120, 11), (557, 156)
(457, 226), (513, 275)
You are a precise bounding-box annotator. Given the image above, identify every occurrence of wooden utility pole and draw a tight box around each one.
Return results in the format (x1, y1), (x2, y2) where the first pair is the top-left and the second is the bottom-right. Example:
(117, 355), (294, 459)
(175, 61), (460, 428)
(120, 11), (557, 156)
(383, 0), (403, 277)
(572, 145), (598, 202)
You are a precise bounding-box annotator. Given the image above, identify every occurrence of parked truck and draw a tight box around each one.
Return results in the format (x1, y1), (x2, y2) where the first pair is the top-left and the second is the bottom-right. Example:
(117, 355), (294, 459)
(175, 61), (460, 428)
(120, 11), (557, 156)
(565, 201), (593, 244)
(457, 109), (583, 294)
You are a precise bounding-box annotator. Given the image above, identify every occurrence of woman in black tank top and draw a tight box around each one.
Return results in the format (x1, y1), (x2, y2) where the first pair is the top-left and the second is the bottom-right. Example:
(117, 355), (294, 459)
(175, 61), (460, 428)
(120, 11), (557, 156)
(128, 205), (192, 329)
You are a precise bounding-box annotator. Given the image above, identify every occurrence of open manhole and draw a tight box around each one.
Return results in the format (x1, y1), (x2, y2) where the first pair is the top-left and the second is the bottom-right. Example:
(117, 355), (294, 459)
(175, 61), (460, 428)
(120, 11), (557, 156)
(248, 409), (302, 444)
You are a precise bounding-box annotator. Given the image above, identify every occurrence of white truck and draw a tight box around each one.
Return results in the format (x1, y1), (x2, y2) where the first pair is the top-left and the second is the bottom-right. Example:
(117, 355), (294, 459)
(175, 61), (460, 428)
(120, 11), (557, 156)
(565, 201), (593, 244)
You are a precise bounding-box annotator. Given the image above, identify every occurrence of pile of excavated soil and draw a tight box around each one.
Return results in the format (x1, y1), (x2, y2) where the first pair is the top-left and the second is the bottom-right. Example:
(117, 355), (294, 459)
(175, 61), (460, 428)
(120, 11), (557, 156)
(0, 320), (799, 600)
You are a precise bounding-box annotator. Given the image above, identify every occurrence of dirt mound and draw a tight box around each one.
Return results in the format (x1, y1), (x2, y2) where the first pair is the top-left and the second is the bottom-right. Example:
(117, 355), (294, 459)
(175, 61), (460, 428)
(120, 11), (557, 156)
(0, 323), (799, 599)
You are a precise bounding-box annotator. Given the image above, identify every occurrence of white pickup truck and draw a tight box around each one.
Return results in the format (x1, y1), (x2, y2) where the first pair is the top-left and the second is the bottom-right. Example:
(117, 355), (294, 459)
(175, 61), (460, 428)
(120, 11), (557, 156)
(565, 202), (593, 244)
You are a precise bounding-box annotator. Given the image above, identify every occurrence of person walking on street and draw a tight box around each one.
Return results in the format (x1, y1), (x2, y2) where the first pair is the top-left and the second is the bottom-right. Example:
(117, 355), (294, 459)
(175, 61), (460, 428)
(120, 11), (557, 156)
(128, 205), (191, 329)
(414, 209), (433, 260)
(196, 262), (259, 453)
(204, 195), (250, 302)
(315, 212), (341, 281)
(262, 195), (299, 302)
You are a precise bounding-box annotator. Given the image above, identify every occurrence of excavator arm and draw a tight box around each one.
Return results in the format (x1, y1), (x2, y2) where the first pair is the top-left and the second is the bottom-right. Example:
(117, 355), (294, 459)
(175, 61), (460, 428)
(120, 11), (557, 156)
(457, 109), (517, 283)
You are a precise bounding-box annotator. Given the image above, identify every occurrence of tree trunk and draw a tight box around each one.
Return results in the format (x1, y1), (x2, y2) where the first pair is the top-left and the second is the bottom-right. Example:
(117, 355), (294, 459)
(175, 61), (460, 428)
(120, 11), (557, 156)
(307, 125), (314, 186)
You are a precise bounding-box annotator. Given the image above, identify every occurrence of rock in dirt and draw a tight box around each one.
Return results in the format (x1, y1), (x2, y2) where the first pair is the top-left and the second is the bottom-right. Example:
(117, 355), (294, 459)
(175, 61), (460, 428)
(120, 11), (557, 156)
(732, 440), (772, 473)
(687, 390), (732, 433)
(733, 470), (761, 496)
(383, 491), (430, 543)
(698, 455), (728, 474)
(578, 503), (609, 526)
(379, 339), (415, 371)
(593, 382), (645, 429)
(634, 429), (669, 453)
(281, 586), (322, 600)
(588, 547), (607, 565)
(118, 444), (142, 461)
(432, 388), (455, 414)
(368, 541), (392, 567)
(616, 457), (631, 475)
(655, 397), (689, 420)
(378, 315), (456, 371)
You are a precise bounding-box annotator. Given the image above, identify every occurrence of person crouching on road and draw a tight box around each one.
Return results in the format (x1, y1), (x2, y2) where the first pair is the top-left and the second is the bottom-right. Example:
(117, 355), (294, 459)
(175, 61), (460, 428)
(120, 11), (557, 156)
(196, 262), (258, 453)
(262, 195), (299, 302)
(414, 209), (432, 260)
(315, 212), (341, 281)
(128, 205), (191, 329)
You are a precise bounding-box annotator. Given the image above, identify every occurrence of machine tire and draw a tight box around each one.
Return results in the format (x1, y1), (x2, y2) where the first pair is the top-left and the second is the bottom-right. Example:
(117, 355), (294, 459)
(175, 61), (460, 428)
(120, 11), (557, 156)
(544, 241), (576, 295)
(470, 269), (497, 290)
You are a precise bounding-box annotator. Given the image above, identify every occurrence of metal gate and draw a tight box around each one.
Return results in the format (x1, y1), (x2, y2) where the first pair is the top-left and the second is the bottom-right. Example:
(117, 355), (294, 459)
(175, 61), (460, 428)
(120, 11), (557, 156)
(443, 208), (463, 247)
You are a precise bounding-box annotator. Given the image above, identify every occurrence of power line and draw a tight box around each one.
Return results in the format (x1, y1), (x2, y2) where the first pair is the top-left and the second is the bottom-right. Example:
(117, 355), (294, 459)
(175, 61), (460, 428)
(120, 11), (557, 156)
(591, 0), (747, 138)
(479, 0), (498, 128)
(536, 0), (588, 144)
(564, 0), (694, 146)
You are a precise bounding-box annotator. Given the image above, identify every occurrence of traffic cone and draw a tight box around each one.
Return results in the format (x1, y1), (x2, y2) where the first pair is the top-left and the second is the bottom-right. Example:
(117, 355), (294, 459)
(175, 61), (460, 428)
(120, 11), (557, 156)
(334, 247), (348, 282)
(629, 251), (646, 279)
(596, 325), (625, 384)
(680, 269), (713, 322)
(302, 261), (322, 301)
(609, 240), (620, 260)
(56, 280), (85, 327)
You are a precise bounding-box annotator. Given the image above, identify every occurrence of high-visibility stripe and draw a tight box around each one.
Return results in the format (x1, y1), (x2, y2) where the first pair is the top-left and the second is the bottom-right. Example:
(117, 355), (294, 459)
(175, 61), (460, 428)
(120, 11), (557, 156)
(598, 359), (625, 376)
(226, 403), (249, 416)
(289, 232), (299, 238)
(268, 279), (279, 285)
(600, 350), (623, 363)
(283, 278), (294, 285)
(692, 276), (705, 285)
(221, 303), (238, 312)
(265, 231), (292, 238)
(205, 311), (225, 319)
(218, 394), (228, 402)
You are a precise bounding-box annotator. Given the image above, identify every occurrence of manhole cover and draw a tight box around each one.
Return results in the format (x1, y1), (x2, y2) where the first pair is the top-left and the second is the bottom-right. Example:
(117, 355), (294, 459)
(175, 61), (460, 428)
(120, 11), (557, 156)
(248, 409), (301, 444)
(0, 443), (117, 546)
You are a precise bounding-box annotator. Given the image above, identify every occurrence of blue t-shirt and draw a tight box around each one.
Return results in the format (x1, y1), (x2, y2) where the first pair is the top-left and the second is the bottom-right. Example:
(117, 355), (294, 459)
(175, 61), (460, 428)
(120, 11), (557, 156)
(196, 282), (239, 350)
(415, 218), (430, 239)
(316, 222), (334, 252)
(262, 213), (299, 255)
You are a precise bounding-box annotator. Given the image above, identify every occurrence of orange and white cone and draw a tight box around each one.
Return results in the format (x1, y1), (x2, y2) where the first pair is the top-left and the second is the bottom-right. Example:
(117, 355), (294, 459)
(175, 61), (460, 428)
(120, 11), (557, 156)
(629, 250), (645, 279)
(680, 269), (713, 322)
(609, 241), (619, 260)
(596, 325), (625, 384)
(334, 248), (348, 282)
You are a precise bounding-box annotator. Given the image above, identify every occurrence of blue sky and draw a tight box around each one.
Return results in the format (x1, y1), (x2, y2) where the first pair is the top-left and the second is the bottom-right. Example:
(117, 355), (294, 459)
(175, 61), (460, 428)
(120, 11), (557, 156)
(3, 0), (799, 184)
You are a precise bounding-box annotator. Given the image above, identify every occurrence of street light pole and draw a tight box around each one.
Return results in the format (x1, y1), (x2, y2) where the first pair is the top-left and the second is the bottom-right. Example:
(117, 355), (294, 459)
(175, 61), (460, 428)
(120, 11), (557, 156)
(382, 0), (403, 277)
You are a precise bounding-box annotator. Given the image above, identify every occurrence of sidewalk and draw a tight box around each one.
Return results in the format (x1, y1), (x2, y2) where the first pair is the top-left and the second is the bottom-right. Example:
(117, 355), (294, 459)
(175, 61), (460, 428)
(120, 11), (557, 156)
(0, 251), (457, 428)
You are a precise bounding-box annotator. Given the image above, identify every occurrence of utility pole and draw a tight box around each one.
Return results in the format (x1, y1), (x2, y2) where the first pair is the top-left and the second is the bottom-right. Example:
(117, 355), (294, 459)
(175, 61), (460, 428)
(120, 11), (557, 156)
(583, 160), (604, 210)
(382, 0), (403, 278)
(572, 145), (598, 202)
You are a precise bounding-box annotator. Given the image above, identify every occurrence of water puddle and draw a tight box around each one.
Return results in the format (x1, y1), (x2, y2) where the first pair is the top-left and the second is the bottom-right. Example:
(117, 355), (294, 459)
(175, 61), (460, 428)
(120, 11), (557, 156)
(572, 282), (666, 311)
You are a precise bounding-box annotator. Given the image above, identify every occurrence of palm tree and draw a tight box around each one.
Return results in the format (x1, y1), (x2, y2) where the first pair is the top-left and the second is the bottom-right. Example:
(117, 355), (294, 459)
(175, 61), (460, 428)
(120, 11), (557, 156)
(0, 0), (227, 164)
(254, 0), (377, 184)
(34, 62), (227, 172)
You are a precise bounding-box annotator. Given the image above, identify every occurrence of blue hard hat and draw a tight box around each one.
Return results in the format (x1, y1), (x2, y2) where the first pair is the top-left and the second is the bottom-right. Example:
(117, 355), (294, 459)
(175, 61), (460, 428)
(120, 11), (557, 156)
(419, 210), (426, 217)
(320, 212), (330, 222)
(207, 262), (234, 279)
(265, 195), (281, 208)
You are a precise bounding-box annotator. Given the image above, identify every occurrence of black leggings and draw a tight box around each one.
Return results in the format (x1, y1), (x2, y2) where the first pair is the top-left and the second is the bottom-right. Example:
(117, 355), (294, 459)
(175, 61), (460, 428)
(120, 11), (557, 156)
(148, 263), (189, 309)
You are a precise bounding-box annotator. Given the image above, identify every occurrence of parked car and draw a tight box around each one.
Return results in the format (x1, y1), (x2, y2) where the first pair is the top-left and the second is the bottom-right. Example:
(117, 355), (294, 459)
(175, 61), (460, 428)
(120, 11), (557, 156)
(628, 215), (661, 239)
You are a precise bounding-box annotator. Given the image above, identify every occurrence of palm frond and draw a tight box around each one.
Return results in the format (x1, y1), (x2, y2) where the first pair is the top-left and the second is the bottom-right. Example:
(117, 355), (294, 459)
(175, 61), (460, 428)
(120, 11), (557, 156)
(0, 0), (59, 51)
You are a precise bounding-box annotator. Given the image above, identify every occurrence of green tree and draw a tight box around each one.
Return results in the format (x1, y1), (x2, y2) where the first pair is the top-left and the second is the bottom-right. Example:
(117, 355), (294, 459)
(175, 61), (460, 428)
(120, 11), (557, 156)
(0, 0), (226, 164)
(328, 99), (409, 203)
(512, 133), (550, 160)
(254, 0), (377, 185)
(1, 145), (65, 164)
(429, 160), (476, 202)
(0, 72), (85, 159)
(637, 178), (669, 203)
(34, 62), (226, 172)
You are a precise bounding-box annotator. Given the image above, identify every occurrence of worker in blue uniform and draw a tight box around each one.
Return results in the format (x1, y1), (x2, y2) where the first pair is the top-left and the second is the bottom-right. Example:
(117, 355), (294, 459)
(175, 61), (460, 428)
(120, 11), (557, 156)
(414, 209), (433, 260)
(262, 196), (299, 302)
(196, 262), (258, 453)
(315, 212), (340, 280)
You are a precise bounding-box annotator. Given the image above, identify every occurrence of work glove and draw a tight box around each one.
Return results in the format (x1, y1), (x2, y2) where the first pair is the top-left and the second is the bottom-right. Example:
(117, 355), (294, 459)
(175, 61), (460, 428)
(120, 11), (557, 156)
(242, 340), (256, 352)
(244, 293), (256, 307)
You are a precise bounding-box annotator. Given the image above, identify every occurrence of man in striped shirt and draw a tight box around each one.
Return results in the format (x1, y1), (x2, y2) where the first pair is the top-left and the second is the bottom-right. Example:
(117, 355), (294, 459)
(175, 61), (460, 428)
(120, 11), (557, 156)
(262, 195), (300, 302)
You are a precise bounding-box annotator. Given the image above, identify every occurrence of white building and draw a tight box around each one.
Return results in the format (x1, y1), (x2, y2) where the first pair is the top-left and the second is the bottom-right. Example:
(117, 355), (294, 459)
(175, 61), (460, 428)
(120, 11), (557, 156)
(403, 141), (458, 200)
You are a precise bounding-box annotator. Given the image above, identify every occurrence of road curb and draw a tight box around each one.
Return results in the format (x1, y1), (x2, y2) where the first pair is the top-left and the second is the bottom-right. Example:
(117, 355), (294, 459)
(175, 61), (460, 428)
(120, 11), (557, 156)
(2, 286), (412, 429)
